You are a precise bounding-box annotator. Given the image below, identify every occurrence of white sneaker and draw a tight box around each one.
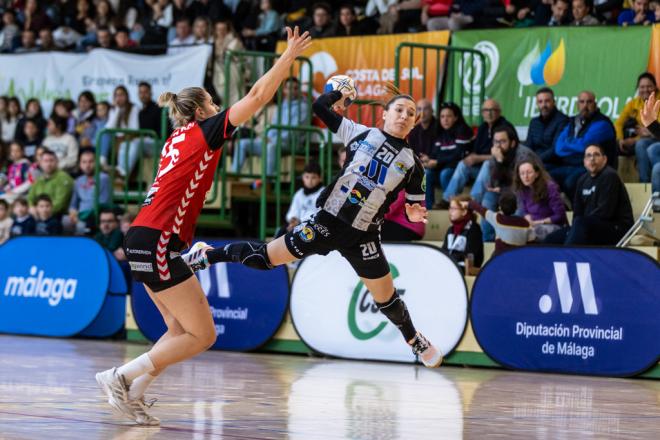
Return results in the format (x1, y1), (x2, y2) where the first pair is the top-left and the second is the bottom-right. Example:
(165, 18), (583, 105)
(95, 368), (134, 418)
(182, 241), (212, 272)
(410, 333), (443, 368)
(127, 397), (160, 426)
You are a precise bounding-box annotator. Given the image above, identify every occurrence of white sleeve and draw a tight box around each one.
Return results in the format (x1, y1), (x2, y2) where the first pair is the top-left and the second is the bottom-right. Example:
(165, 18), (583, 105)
(286, 189), (304, 222)
(129, 105), (140, 130)
(59, 135), (79, 171)
(335, 118), (370, 146)
(106, 107), (119, 129)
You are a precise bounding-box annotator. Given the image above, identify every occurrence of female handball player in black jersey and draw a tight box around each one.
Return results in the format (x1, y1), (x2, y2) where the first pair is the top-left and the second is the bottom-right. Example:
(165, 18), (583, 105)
(95, 27), (312, 426)
(183, 84), (442, 369)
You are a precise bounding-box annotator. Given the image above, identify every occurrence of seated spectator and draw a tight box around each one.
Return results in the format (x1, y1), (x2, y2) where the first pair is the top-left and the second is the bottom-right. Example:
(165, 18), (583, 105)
(42, 115), (79, 173)
(422, 0), (453, 31)
(424, 102), (473, 208)
(15, 98), (47, 147)
(650, 0), (660, 22)
(18, 118), (43, 159)
(545, 144), (634, 244)
(1, 97), (22, 143)
(441, 195), (483, 273)
(546, 0), (571, 26)
(409, 98), (439, 158)
(114, 26), (138, 49)
(514, 159), (568, 241)
(542, 91), (616, 199)
(63, 149), (111, 235)
(95, 208), (126, 261)
(52, 98), (77, 134)
(232, 77), (309, 176)
(192, 16), (213, 44)
(20, 0), (52, 33)
(468, 191), (535, 258)
(278, 162), (324, 236)
(571, 0), (600, 25)
(73, 90), (97, 148)
(618, 0), (653, 25)
(34, 194), (63, 235)
(38, 28), (56, 51)
(307, 3), (335, 38)
(377, 0), (423, 34)
(441, 99), (515, 205)
(1, 142), (33, 203)
(168, 17), (195, 53)
(52, 25), (83, 50)
(525, 87), (569, 158)
(335, 5), (365, 36)
(0, 10), (19, 52)
(106, 86), (140, 178)
(241, 0), (283, 51)
(92, 26), (114, 50)
(10, 198), (35, 236)
(382, 190), (426, 241)
(27, 149), (74, 217)
(212, 20), (245, 107)
(425, 0), (483, 30)
(138, 82), (163, 137)
(15, 29), (39, 53)
(0, 199), (12, 244)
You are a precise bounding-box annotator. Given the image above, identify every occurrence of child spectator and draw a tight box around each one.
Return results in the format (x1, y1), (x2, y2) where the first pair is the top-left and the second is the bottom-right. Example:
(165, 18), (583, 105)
(19, 118), (44, 159)
(2, 142), (33, 203)
(95, 208), (126, 261)
(34, 194), (63, 235)
(468, 191), (535, 258)
(280, 162), (324, 236)
(0, 199), (12, 244)
(442, 195), (483, 273)
(10, 198), (35, 236)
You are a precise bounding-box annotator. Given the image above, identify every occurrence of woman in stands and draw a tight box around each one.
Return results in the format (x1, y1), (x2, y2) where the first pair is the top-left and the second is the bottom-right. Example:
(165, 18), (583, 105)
(183, 85), (443, 370)
(95, 26), (312, 426)
(513, 158), (568, 241)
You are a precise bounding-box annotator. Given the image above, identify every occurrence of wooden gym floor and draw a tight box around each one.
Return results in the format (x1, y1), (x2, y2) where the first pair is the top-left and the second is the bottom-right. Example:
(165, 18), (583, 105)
(0, 335), (658, 439)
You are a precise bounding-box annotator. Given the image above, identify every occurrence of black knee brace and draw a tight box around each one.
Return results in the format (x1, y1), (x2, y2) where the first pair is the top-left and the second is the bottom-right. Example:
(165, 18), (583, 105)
(207, 241), (273, 270)
(375, 290), (417, 342)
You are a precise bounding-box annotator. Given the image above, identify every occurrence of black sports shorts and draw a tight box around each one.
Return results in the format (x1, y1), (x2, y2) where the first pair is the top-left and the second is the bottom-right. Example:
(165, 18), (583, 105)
(123, 226), (193, 292)
(284, 210), (390, 279)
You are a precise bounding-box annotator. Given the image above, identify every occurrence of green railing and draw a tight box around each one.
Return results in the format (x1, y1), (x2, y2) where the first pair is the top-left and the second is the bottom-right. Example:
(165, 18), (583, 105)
(394, 42), (486, 126)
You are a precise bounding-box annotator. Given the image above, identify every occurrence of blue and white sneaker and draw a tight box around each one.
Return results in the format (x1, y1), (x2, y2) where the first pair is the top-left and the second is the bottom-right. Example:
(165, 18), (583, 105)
(181, 241), (212, 272)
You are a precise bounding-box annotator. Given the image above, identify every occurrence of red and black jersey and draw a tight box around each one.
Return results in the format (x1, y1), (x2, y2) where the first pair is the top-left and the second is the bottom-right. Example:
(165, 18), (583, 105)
(132, 108), (235, 246)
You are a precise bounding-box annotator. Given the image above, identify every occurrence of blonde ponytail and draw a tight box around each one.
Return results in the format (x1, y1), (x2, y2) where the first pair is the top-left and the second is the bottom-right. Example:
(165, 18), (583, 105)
(158, 87), (208, 128)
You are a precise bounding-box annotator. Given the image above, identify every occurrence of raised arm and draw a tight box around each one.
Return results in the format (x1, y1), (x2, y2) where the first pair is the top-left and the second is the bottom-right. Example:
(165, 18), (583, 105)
(228, 27), (312, 127)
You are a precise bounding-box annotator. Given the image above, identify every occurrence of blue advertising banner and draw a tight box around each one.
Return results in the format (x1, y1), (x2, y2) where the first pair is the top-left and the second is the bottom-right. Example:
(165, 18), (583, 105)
(471, 247), (660, 376)
(131, 239), (290, 351)
(0, 237), (110, 337)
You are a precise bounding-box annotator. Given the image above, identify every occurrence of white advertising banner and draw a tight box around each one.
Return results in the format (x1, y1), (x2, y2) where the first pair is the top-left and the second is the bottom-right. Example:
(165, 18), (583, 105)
(290, 243), (468, 363)
(0, 46), (212, 115)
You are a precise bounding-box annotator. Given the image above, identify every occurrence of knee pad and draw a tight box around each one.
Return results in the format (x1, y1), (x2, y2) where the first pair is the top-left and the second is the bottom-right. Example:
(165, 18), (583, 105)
(227, 241), (273, 270)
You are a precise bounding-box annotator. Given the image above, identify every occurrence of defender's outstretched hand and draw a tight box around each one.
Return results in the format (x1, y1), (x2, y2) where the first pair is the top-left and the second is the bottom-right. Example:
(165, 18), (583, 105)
(405, 203), (428, 224)
(641, 93), (660, 127)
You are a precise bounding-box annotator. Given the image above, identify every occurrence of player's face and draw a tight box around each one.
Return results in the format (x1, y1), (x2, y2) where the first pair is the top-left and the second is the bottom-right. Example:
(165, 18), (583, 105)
(383, 98), (417, 138)
(196, 92), (219, 120)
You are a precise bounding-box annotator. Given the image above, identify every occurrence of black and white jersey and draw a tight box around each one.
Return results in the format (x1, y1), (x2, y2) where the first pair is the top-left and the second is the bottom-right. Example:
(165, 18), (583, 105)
(313, 92), (425, 232)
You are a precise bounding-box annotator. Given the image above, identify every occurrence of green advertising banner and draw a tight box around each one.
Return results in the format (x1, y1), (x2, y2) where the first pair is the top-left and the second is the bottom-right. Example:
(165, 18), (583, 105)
(450, 27), (652, 135)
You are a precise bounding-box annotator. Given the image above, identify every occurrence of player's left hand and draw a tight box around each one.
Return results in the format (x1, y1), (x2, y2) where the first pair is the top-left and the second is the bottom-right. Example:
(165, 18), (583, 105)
(405, 203), (428, 224)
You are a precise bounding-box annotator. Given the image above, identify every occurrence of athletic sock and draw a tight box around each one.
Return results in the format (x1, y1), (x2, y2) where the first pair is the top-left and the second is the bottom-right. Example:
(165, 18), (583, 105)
(127, 372), (158, 400)
(117, 353), (155, 384)
(375, 290), (418, 342)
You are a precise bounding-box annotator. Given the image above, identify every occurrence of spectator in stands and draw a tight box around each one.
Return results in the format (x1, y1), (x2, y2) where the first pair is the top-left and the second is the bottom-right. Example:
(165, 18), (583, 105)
(618, 0), (654, 25)
(192, 16), (213, 44)
(232, 77), (309, 176)
(0, 199), (11, 244)
(189, 0), (232, 22)
(93, 0), (119, 34)
(526, 87), (569, 157)
(71, 0), (92, 35)
(95, 208), (126, 261)
(441, 195), (483, 273)
(440, 99), (515, 207)
(0, 10), (19, 52)
(546, 0), (571, 26)
(1, 97), (21, 143)
(334, 5), (365, 36)
(106, 85), (140, 178)
(422, 0), (453, 31)
(0, 144), (6, 194)
(93, 26), (114, 49)
(34, 194), (63, 235)
(27, 149), (74, 217)
(468, 191), (535, 257)
(617, 73), (660, 166)
(119, 210), (136, 235)
(513, 159), (568, 241)
(64, 149), (111, 235)
(382, 190), (426, 241)
(38, 28), (56, 51)
(52, 24), (83, 50)
(138, 82), (162, 136)
(280, 162), (324, 236)
(409, 98), (438, 157)
(168, 17), (195, 53)
(17, 119), (41, 160)
(377, 0), (423, 34)
(571, 0), (600, 25)
(212, 20), (245, 107)
(20, 0), (52, 33)
(338, 145), (347, 168)
(15, 98), (47, 145)
(650, 0), (660, 22)
(307, 3), (335, 38)
(545, 144), (634, 244)
(423, 0), (482, 30)
(9, 198), (35, 236)
(52, 98), (76, 134)
(43, 115), (79, 173)
(1, 142), (33, 203)
(241, 0), (282, 51)
(424, 102), (473, 208)
(114, 26), (137, 49)
(543, 91), (616, 198)
(72, 91), (97, 148)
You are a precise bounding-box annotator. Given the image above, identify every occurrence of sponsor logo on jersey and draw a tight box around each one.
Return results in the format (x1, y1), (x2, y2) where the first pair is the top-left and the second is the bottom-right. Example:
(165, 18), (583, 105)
(393, 161), (408, 175)
(348, 189), (367, 206)
(299, 225), (316, 242)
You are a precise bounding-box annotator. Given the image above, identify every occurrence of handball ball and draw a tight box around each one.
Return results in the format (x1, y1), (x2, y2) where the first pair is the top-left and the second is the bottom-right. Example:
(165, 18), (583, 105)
(324, 75), (357, 108)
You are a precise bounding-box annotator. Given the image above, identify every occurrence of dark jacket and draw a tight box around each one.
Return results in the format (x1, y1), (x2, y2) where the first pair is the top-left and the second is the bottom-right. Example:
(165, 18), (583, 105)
(429, 122), (473, 169)
(554, 110), (617, 168)
(409, 118), (440, 157)
(35, 216), (63, 236)
(472, 116), (515, 156)
(525, 108), (569, 156)
(574, 167), (634, 230)
(441, 220), (483, 271)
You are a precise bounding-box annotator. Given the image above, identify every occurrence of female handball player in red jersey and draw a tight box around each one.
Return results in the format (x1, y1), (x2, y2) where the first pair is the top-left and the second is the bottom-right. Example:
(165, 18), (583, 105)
(182, 87), (443, 371)
(95, 27), (312, 426)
